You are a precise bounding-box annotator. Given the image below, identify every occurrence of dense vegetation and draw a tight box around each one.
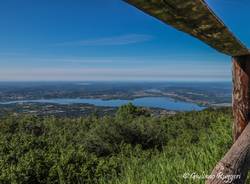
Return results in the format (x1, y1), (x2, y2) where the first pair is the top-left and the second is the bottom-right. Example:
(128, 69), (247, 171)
(0, 104), (248, 183)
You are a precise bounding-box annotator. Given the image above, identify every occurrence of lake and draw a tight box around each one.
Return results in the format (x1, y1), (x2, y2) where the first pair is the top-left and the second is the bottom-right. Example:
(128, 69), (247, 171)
(0, 97), (205, 111)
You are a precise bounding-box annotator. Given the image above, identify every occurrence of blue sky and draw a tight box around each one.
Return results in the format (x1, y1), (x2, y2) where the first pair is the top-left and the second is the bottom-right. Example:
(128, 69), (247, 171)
(0, 0), (249, 81)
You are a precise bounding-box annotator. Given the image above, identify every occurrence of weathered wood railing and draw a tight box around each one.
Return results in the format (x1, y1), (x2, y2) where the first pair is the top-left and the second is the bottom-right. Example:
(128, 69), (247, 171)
(124, 0), (250, 183)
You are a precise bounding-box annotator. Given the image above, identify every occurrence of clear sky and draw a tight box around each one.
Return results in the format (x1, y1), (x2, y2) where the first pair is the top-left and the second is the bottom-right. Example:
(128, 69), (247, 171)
(0, 0), (249, 81)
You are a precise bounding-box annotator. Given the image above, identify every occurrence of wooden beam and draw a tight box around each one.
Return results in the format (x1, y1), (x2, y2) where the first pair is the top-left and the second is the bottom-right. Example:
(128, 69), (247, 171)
(124, 0), (249, 56)
(206, 122), (250, 184)
(232, 55), (250, 141)
(124, 0), (250, 182)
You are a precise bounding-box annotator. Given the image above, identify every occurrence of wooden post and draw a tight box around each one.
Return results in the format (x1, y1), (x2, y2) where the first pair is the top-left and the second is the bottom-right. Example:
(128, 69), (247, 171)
(232, 55), (250, 141)
(206, 55), (250, 184)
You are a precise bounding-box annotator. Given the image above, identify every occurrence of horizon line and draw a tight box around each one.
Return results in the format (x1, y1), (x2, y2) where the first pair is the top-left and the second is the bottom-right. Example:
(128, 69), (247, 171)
(0, 80), (232, 83)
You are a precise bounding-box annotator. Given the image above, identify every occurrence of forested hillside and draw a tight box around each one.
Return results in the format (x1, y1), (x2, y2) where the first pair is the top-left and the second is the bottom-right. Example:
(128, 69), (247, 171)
(0, 104), (247, 183)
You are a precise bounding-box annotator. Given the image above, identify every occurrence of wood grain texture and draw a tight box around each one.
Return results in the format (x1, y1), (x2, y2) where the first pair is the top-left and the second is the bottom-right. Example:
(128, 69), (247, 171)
(124, 0), (249, 56)
(206, 122), (250, 184)
(232, 55), (250, 141)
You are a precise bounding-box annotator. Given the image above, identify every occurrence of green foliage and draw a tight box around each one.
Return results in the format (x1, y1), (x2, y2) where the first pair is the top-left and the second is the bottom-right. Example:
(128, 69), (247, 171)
(84, 114), (166, 156)
(116, 102), (150, 119)
(0, 104), (247, 184)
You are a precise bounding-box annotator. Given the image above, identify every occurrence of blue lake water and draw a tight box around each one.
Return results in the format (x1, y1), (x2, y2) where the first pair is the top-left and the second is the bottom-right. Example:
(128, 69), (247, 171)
(0, 97), (205, 111)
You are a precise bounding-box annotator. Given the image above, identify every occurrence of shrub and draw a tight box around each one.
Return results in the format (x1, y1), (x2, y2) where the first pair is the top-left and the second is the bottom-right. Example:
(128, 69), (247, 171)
(0, 106), (237, 184)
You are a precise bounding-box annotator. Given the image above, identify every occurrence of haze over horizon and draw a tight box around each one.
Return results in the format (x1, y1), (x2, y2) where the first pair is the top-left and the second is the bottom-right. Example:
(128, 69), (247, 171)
(1, 0), (249, 81)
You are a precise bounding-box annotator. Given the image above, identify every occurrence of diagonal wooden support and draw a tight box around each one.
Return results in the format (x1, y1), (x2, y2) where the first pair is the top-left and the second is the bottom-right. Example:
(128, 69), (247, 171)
(206, 122), (250, 184)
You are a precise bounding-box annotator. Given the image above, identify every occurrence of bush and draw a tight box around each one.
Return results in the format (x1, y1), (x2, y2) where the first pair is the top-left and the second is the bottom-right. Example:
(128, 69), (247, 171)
(116, 103), (150, 119)
(84, 104), (166, 156)
(0, 106), (237, 184)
